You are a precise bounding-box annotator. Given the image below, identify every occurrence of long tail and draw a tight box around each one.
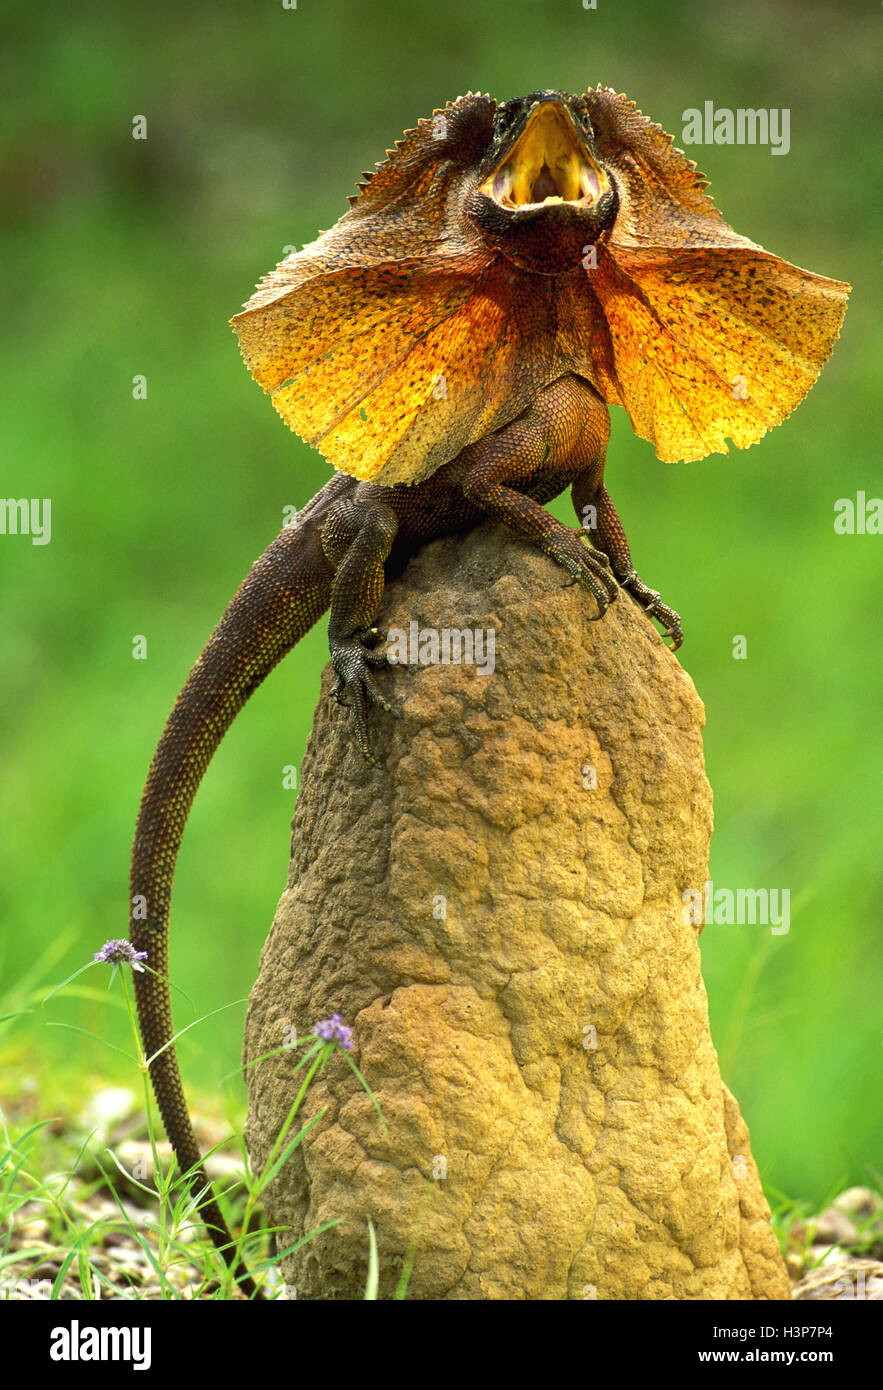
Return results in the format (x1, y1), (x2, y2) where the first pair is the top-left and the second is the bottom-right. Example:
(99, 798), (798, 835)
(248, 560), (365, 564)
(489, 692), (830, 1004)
(129, 479), (344, 1298)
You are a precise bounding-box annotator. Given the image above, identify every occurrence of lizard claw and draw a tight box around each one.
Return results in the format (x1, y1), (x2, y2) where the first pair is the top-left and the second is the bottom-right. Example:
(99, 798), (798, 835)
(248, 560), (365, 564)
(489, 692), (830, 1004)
(619, 570), (684, 650)
(329, 633), (400, 761)
(352, 625), (396, 667)
(551, 530), (619, 617)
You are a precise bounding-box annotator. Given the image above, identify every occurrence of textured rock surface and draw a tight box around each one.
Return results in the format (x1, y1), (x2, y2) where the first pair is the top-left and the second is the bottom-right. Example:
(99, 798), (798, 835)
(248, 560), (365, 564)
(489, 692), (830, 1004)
(243, 521), (790, 1301)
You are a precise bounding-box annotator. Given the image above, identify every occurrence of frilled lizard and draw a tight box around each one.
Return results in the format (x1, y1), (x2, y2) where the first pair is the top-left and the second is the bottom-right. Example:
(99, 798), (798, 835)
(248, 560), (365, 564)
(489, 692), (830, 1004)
(128, 89), (849, 1295)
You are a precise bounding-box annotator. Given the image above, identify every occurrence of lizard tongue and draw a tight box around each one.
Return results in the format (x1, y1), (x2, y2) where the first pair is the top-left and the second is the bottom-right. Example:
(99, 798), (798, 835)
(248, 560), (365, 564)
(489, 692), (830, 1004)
(531, 163), (558, 202)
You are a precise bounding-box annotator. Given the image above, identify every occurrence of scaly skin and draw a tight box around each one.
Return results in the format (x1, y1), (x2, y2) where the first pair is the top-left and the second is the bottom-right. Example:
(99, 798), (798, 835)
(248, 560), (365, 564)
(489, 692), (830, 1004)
(129, 88), (848, 1295)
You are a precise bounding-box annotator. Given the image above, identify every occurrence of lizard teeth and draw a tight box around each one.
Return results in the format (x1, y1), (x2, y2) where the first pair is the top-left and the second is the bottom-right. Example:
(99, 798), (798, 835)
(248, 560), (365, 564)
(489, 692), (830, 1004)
(493, 168), (513, 203)
(579, 163), (600, 201)
(489, 159), (602, 208)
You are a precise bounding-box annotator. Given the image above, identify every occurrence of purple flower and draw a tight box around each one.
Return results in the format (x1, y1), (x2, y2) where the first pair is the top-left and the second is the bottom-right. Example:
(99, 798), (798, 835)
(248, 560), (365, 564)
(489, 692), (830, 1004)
(94, 939), (148, 971)
(312, 1012), (354, 1050)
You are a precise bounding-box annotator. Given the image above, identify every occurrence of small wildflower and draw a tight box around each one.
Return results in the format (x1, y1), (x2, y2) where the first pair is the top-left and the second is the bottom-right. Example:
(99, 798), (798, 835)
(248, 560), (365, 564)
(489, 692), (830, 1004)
(43, 939), (149, 1005)
(94, 939), (148, 971)
(312, 1012), (353, 1050)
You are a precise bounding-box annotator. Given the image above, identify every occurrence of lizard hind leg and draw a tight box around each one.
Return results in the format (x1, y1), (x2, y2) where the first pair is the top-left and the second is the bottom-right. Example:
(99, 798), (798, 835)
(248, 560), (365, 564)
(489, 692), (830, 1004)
(321, 490), (401, 761)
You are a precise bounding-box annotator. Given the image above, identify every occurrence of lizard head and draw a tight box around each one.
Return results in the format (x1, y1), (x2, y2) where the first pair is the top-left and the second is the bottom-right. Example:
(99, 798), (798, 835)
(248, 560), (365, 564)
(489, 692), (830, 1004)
(233, 87), (849, 483)
(466, 91), (619, 273)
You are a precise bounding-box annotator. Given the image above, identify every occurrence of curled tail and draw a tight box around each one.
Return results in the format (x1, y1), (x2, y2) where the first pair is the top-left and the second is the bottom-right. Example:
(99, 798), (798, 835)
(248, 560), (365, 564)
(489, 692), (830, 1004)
(129, 480), (343, 1297)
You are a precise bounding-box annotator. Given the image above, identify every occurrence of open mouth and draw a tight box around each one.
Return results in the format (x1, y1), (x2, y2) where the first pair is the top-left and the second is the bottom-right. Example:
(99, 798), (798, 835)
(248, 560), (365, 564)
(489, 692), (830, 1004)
(480, 101), (608, 211)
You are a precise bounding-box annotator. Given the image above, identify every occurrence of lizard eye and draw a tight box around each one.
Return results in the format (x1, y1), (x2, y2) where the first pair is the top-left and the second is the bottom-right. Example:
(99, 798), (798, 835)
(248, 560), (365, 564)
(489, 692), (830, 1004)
(493, 107), (515, 139)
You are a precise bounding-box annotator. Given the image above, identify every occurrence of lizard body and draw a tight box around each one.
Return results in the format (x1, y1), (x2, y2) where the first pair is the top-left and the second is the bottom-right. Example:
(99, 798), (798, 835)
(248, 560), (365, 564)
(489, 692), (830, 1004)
(128, 89), (849, 1296)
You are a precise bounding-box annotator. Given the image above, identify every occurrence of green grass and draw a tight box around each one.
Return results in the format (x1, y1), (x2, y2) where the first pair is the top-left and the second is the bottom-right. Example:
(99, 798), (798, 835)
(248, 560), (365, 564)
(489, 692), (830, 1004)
(1, 952), (386, 1299)
(1, 0), (879, 1239)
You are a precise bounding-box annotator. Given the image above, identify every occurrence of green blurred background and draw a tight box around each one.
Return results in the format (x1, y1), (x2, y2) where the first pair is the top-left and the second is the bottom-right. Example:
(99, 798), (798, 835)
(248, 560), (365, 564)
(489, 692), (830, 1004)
(1, 0), (879, 1207)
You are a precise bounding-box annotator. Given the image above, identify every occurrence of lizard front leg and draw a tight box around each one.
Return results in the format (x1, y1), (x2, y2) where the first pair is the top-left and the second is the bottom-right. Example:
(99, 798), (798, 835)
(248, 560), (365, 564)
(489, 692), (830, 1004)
(321, 488), (400, 760)
(573, 478), (683, 650)
(458, 415), (619, 616)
